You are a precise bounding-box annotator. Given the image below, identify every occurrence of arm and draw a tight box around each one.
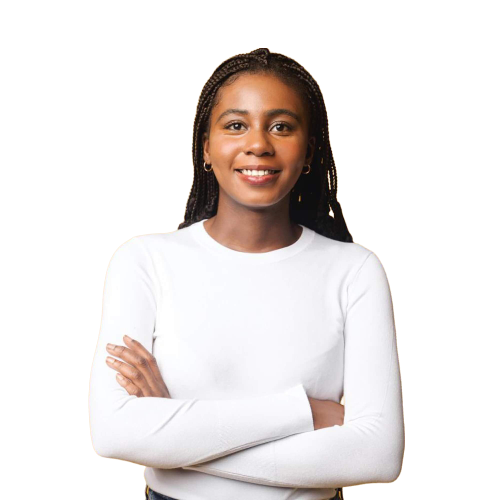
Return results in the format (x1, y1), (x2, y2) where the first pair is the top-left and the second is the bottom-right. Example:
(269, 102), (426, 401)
(88, 237), (315, 468)
(182, 252), (405, 488)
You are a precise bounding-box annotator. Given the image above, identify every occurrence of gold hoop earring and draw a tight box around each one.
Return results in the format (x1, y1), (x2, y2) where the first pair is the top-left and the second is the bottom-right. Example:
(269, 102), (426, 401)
(203, 162), (213, 172)
(302, 164), (311, 175)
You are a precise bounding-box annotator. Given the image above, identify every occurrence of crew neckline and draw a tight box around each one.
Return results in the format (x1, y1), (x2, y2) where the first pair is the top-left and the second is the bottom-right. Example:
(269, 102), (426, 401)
(190, 218), (315, 263)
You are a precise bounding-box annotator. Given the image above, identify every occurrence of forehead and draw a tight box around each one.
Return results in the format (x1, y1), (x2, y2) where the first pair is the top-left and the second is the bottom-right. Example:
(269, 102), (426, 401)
(213, 72), (306, 114)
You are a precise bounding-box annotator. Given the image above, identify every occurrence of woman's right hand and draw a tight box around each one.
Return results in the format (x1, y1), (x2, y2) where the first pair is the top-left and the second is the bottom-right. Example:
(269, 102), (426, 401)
(307, 396), (344, 430)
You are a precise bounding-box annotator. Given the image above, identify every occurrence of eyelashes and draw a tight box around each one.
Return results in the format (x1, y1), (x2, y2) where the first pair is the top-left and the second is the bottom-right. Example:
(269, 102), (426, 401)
(224, 121), (244, 131)
(272, 122), (293, 133)
(224, 121), (293, 132)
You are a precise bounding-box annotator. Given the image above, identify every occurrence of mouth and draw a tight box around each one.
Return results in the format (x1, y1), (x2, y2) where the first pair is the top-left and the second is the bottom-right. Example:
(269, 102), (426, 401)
(234, 168), (281, 176)
(234, 168), (282, 186)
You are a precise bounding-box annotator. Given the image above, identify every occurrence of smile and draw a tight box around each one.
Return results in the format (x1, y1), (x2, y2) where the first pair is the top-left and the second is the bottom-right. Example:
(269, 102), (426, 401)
(235, 169), (280, 176)
(235, 169), (281, 186)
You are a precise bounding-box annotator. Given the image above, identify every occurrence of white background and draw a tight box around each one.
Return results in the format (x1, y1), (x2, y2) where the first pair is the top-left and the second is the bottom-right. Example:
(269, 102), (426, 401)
(1, 1), (498, 498)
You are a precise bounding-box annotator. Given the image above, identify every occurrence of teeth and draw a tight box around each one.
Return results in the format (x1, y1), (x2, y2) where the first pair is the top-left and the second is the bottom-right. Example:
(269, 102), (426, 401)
(240, 169), (277, 176)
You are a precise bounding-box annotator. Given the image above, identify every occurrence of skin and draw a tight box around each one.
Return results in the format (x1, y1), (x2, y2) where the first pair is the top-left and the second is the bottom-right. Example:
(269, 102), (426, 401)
(105, 72), (344, 430)
(200, 72), (315, 252)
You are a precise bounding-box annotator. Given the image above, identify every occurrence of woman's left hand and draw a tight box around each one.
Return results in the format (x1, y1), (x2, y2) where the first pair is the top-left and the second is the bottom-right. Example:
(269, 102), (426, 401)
(105, 335), (171, 398)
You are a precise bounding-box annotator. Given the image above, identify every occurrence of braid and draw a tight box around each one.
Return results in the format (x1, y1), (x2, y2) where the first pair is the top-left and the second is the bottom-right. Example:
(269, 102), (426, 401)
(178, 48), (353, 243)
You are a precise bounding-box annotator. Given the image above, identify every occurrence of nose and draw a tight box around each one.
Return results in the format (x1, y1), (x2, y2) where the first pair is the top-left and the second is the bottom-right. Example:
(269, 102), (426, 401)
(244, 127), (274, 157)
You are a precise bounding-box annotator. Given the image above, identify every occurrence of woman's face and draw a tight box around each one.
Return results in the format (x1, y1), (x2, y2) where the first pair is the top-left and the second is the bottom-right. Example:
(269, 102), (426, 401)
(203, 72), (315, 211)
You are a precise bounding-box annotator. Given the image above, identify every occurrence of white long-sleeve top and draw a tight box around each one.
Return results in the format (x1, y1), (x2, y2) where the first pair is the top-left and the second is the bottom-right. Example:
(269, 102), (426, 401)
(89, 218), (405, 500)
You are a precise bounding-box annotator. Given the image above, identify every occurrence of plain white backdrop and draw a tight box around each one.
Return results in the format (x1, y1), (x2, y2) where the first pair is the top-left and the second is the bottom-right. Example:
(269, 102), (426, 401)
(1, 1), (498, 498)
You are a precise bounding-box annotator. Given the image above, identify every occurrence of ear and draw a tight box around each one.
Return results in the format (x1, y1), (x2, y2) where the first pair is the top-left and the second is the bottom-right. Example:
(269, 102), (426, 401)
(305, 136), (316, 165)
(202, 132), (211, 164)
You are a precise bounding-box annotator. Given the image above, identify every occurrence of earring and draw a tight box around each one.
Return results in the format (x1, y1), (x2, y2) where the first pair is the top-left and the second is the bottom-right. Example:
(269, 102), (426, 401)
(203, 162), (213, 172)
(302, 164), (311, 175)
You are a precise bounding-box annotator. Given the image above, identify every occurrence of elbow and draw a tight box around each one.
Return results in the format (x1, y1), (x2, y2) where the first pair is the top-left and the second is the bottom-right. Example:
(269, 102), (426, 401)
(90, 420), (136, 462)
(90, 428), (138, 462)
(89, 400), (133, 461)
(360, 449), (403, 485)
(92, 442), (113, 459)
(89, 407), (126, 460)
(378, 435), (405, 483)
(89, 417), (184, 469)
(92, 438), (116, 460)
(381, 456), (403, 483)
(376, 411), (405, 483)
(90, 424), (118, 459)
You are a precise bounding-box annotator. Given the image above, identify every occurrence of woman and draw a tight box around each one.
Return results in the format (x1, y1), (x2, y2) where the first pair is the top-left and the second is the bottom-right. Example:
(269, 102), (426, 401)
(89, 48), (405, 500)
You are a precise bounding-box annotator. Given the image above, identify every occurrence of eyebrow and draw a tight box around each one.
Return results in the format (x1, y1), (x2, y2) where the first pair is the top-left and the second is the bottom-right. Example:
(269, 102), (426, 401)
(215, 108), (301, 124)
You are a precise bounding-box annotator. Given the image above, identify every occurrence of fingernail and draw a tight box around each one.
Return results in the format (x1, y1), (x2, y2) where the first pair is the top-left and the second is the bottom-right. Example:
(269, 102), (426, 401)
(117, 374), (125, 381)
(124, 335), (132, 342)
(107, 343), (115, 350)
(106, 356), (115, 364)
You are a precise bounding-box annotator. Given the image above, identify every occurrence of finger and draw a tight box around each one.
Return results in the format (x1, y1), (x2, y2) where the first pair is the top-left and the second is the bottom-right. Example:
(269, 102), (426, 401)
(116, 373), (143, 397)
(106, 343), (158, 395)
(105, 355), (153, 397)
(122, 336), (169, 393)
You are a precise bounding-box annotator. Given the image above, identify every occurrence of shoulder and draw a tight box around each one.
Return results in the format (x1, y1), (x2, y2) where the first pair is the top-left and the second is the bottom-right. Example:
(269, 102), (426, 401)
(109, 225), (194, 265)
(310, 229), (373, 267)
(309, 229), (389, 285)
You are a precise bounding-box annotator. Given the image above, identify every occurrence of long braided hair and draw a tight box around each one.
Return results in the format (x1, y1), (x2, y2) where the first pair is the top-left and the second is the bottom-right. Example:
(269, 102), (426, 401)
(178, 48), (353, 243)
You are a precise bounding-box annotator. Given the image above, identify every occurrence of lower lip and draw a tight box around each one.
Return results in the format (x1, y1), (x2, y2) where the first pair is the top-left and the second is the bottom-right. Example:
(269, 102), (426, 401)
(235, 170), (281, 186)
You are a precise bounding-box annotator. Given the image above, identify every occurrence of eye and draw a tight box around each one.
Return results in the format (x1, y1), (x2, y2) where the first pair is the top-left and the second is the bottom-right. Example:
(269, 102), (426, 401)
(271, 122), (293, 133)
(224, 121), (246, 131)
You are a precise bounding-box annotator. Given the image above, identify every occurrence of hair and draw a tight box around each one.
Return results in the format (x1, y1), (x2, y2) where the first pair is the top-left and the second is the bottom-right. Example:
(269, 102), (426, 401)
(178, 48), (353, 243)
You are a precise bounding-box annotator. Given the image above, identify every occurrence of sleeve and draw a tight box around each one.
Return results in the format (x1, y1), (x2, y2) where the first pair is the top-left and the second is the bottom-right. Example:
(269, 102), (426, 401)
(88, 237), (315, 468)
(181, 252), (405, 488)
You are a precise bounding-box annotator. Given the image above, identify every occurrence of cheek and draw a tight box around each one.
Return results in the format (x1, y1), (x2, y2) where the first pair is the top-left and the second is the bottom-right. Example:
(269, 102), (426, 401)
(276, 139), (306, 165)
(210, 136), (240, 163)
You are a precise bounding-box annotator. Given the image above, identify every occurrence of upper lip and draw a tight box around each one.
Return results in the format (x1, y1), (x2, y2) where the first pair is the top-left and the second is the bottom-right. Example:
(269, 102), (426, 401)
(235, 165), (281, 171)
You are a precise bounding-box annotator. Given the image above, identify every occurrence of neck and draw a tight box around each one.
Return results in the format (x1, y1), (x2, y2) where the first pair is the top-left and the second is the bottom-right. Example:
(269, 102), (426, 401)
(203, 204), (302, 254)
